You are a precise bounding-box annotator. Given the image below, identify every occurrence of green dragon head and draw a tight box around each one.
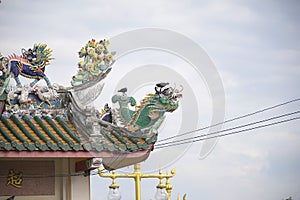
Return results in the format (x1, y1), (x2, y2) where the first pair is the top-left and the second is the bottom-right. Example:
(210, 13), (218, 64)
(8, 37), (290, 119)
(110, 83), (183, 133)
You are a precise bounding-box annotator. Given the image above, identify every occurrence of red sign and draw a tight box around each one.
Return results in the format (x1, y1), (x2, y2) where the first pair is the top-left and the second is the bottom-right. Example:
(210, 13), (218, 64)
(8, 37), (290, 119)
(0, 160), (55, 196)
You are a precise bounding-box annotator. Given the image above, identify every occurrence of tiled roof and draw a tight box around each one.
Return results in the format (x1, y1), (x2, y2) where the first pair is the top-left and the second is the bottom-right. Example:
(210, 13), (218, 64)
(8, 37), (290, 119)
(0, 115), (157, 153)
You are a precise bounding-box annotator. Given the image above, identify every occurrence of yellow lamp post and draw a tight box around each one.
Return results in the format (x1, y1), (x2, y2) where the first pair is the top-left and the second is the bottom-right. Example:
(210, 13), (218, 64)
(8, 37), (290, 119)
(98, 163), (176, 200)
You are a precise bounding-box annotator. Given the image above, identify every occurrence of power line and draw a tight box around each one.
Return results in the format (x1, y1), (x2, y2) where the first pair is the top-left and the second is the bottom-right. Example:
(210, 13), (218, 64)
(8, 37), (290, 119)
(154, 115), (300, 149)
(155, 110), (300, 148)
(156, 97), (300, 144)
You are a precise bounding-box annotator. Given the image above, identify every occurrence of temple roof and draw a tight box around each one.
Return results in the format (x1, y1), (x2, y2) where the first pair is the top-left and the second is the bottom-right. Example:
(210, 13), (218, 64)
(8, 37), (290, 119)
(0, 40), (182, 170)
(0, 114), (157, 154)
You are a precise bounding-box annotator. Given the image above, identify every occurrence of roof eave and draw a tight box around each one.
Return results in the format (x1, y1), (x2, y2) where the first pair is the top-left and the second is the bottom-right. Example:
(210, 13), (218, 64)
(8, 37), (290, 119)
(0, 146), (153, 159)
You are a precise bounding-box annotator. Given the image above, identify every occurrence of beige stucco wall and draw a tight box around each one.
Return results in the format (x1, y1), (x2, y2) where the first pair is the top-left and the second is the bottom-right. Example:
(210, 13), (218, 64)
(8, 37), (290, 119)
(69, 159), (90, 200)
(1, 158), (90, 200)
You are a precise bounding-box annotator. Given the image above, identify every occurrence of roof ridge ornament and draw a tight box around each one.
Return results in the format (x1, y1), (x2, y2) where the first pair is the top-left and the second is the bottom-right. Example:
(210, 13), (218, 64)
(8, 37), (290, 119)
(70, 39), (116, 87)
(0, 39), (183, 170)
(68, 38), (116, 106)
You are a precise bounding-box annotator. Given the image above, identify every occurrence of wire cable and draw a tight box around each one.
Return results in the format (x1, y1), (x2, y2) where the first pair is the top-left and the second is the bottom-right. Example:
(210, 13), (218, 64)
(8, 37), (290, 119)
(155, 110), (300, 148)
(156, 97), (300, 144)
(155, 114), (300, 149)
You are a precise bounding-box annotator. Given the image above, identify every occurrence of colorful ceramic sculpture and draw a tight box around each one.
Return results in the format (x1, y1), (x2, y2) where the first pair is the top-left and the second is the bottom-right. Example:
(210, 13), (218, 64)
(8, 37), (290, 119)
(110, 83), (183, 133)
(8, 44), (53, 86)
(71, 39), (116, 86)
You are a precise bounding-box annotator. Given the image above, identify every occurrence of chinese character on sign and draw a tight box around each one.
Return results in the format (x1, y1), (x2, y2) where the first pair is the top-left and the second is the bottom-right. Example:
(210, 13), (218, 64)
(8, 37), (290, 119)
(7, 169), (23, 189)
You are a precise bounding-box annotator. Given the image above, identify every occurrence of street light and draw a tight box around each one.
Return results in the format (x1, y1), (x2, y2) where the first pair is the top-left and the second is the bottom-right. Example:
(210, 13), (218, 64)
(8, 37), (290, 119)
(154, 175), (168, 200)
(107, 171), (121, 200)
(155, 187), (168, 200)
(107, 187), (121, 200)
(98, 163), (176, 200)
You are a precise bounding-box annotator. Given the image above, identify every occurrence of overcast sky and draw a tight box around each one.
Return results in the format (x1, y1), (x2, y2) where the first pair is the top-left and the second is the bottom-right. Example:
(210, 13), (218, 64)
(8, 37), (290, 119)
(1, 0), (300, 199)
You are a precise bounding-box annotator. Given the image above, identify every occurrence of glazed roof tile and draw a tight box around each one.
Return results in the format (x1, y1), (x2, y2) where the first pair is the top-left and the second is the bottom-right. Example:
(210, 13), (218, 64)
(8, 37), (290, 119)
(0, 115), (154, 153)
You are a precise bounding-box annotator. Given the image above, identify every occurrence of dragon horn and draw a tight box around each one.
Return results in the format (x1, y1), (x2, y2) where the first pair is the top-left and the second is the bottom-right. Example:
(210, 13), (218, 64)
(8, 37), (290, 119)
(178, 84), (184, 92)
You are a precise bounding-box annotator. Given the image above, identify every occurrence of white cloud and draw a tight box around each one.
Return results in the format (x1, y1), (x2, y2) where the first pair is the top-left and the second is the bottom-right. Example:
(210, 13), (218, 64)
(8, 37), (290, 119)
(1, 0), (300, 199)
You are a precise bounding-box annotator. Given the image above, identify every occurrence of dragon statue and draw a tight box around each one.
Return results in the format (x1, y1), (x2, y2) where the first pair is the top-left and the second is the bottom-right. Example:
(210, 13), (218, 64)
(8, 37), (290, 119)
(0, 44), (58, 113)
(107, 83), (183, 134)
(8, 43), (54, 87)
